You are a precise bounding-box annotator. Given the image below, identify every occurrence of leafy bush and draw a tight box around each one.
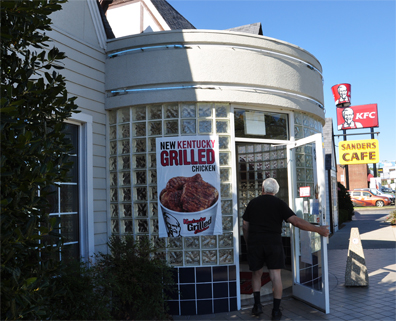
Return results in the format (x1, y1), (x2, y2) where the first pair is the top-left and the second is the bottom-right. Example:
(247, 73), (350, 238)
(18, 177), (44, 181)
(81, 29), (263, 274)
(49, 260), (113, 320)
(337, 182), (354, 224)
(1, 1), (78, 319)
(385, 210), (396, 225)
(94, 236), (177, 320)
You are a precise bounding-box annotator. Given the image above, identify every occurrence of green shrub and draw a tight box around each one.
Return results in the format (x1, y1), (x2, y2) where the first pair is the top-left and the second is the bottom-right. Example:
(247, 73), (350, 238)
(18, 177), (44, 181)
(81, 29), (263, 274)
(385, 210), (396, 225)
(49, 260), (113, 320)
(94, 236), (177, 320)
(337, 182), (354, 224)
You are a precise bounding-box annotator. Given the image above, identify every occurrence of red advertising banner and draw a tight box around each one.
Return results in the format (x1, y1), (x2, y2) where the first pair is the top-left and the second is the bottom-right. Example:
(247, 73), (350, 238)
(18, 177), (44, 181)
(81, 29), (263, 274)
(332, 83), (351, 107)
(156, 136), (222, 237)
(337, 104), (379, 130)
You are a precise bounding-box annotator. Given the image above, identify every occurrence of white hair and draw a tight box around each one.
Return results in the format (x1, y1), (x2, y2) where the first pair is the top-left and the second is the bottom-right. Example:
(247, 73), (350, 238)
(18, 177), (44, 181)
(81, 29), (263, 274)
(262, 178), (279, 195)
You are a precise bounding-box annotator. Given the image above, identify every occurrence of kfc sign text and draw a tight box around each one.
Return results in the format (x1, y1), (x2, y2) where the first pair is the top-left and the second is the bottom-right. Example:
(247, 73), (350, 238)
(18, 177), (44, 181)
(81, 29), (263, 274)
(338, 139), (379, 165)
(337, 104), (378, 130)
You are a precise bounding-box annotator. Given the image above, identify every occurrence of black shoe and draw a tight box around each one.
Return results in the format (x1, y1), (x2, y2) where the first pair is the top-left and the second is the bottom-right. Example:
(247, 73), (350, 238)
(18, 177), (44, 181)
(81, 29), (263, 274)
(272, 309), (282, 320)
(252, 303), (263, 316)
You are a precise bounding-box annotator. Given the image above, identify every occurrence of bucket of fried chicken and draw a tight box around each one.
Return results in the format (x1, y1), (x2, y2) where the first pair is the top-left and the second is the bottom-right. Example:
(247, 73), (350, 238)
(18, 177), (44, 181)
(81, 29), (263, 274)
(159, 174), (219, 237)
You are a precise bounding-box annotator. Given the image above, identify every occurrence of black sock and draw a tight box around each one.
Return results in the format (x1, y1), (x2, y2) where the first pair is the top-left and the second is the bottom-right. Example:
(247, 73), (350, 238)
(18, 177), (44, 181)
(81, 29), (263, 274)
(273, 298), (281, 310)
(253, 291), (261, 305)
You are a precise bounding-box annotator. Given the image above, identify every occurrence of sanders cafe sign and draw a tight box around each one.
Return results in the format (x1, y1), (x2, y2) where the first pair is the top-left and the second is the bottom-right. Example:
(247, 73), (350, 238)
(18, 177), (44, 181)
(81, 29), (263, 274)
(332, 83), (380, 165)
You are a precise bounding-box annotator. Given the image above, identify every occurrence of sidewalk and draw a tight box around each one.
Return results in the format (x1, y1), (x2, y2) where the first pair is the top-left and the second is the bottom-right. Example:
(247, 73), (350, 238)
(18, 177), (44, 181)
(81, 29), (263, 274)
(174, 208), (396, 320)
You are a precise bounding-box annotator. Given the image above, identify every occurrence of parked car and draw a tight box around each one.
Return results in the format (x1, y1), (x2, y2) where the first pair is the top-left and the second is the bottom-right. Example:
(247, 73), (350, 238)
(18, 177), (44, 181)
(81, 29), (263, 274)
(354, 188), (395, 205)
(381, 187), (395, 194)
(349, 190), (391, 207)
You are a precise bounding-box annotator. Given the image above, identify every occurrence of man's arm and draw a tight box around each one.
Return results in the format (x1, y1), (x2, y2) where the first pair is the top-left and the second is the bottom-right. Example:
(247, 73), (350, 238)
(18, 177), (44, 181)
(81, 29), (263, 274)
(287, 215), (330, 237)
(242, 220), (249, 245)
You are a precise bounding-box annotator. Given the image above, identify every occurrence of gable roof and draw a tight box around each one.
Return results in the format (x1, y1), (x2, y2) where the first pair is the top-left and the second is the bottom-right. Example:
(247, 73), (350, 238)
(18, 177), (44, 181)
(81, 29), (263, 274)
(226, 22), (263, 35)
(150, 0), (195, 29)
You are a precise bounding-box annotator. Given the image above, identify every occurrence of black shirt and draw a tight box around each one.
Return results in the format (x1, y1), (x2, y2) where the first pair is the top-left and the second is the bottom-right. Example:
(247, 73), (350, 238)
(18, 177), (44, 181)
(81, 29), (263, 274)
(242, 194), (295, 234)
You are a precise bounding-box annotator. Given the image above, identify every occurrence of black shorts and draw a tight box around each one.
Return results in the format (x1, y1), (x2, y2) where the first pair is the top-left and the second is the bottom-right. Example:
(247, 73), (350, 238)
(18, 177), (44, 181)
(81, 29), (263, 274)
(247, 233), (285, 271)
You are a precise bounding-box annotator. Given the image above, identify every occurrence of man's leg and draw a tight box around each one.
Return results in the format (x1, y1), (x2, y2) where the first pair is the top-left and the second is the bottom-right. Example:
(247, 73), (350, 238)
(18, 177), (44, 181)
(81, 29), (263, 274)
(269, 269), (283, 320)
(251, 268), (263, 315)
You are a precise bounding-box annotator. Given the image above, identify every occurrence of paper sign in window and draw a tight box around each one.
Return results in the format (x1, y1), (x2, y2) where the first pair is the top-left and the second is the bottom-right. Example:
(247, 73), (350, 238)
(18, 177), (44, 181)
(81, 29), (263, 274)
(244, 112), (266, 136)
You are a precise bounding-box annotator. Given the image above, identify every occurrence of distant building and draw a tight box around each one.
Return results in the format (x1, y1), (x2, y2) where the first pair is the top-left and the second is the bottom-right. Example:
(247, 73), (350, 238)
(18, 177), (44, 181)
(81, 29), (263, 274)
(337, 164), (371, 190)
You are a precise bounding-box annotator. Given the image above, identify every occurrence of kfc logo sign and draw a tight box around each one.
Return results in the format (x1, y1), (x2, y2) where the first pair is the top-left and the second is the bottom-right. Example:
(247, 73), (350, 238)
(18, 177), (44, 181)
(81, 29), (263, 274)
(337, 104), (378, 130)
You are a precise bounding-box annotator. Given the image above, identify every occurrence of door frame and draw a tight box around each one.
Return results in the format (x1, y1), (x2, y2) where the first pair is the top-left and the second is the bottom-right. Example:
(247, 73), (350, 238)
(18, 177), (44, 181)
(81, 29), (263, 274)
(287, 133), (330, 313)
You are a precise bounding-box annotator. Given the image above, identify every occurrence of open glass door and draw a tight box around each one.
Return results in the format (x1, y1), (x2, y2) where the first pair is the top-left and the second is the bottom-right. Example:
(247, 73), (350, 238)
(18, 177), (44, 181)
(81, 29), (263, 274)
(287, 133), (330, 313)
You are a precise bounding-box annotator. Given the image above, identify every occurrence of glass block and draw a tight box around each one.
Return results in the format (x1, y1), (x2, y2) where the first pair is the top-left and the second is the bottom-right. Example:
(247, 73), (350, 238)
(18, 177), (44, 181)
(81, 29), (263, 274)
(110, 126), (117, 140)
(221, 200), (232, 215)
(168, 237), (183, 249)
(181, 103), (196, 118)
(295, 125), (303, 139)
(264, 161), (270, 170)
(238, 145), (246, 153)
(150, 219), (159, 234)
(295, 112), (303, 125)
(198, 103), (212, 117)
(219, 249), (233, 264)
(134, 171), (147, 185)
(132, 138), (146, 153)
(149, 121), (162, 136)
(270, 151), (277, 159)
(132, 106), (146, 121)
(184, 236), (199, 249)
(185, 251), (200, 265)
(110, 188), (118, 202)
(255, 153), (263, 162)
(304, 127), (310, 138)
(150, 202), (158, 217)
(296, 154), (305, 167)
(118, 108), (130, 123)
(133, 123), (146, 137)
(118, 140), (130, 154)
(247, 145), (254, 153)
(133, 155), (146, 168)
(216, 121), (228, 133)
(306, 154), (313, 167)
(306, 169), (314, 182)
(111, 204), (118, 217)
(109, 110), (117, 125)
(111, 219), (119, 233)
(219, 136), (229, 150)
(119, 156), (130, 170)
(165, 120), (178, 135)
(221, 184), (231, 198)
(138, 202), (150, 221)
(149, 186), (157, 201)
(265, 171), (271, 179)
(278, 159), (286, 168)
(148, 138), (156, 152)
(110, 173), (117, 186)
(169, 251), (183, 265)
(118, 124), (130, 139)
(309, 117), (315, 128)
(222, 216), (233, 231)
(121, 204), (132, 217)
(202, 235), (217, 248)
(199, 120), (212, 133)
(304, 145), (313, 154)
(220, 168), (230, 182)
(120, 172), (131, 186)
(149, 170), (157, 184)
(220, 152), (230, 166)
(165, 104), (179, 118)
(123, 220), (133, 233)
(215, 104), (229, 118)
(219, 233), (233, 248)
(136, 219), (148, 233)
(271, 161), (278, 169)
(134, 187), (147, 201)
(303, 114), (310, 127)
(110, 157), (117, 171)
(278, 149), (285, 159)
(297, 168), (305, 182)
(120, 188), (131, 202)
(271, 170), (277, 178)
(152, 235), (165, 248)
(149, 105), (162, 120)
(263, 152), (270, 160)
(110, 141), (117, 155)
(149, 154), (156, 168)
(182, 119), (196, 134)
(202, 250), (217, 265)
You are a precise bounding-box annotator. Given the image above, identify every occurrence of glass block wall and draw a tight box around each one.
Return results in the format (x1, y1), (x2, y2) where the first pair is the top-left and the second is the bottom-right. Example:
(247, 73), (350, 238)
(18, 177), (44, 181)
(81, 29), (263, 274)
(108, 103), (235, 266)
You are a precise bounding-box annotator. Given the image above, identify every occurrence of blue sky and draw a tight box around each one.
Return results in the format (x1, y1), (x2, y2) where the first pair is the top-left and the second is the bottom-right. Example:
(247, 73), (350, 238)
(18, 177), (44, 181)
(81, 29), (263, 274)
(168, 0), (396, 163)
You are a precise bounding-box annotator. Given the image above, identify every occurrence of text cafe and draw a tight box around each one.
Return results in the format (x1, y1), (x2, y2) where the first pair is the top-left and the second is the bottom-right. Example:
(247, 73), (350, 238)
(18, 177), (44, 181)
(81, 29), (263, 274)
(107, 29), (335, 315)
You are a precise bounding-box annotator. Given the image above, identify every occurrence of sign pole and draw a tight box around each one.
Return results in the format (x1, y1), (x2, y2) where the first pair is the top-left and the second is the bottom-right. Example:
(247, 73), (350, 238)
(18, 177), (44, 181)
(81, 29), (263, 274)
(371, 128), (377, 178)
(343, 129), (350, 190)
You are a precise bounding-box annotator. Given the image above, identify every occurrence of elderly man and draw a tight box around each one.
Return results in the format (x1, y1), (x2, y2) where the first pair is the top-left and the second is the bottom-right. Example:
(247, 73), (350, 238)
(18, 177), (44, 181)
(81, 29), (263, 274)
(243, 178), (329, 320)
(335, 84), (351, 105)
(338, 107), (363, 130)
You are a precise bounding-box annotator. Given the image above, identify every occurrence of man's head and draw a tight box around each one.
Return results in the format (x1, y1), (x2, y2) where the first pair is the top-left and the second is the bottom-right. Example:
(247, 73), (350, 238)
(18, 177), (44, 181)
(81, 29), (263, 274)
(164, 213), (181, 237)
(338, 85), (348, 99)
(342, 108), (354, 125)
(262, 178), (279, 195)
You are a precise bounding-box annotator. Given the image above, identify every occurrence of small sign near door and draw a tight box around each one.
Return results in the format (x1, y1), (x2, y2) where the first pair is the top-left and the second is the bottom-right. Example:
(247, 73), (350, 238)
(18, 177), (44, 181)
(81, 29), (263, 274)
(299, 186), (311, 197)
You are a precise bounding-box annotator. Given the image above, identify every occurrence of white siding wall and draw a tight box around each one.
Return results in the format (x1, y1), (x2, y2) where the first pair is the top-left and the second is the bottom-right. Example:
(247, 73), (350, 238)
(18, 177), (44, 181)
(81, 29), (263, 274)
(49, 0), (109, 255)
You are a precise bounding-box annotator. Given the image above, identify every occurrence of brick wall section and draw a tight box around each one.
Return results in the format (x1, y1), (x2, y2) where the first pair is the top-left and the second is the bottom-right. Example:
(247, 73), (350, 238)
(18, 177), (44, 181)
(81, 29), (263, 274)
(337, 164), (369, 190)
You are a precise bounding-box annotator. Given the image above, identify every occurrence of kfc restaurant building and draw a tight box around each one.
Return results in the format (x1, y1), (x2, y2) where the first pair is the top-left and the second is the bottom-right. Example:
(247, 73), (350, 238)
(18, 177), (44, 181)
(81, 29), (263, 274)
(50, 0), (333, 316)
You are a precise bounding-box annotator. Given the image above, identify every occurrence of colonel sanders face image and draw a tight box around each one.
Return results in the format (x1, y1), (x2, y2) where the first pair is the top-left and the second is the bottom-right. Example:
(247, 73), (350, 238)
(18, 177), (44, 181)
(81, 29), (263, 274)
(335, 85), (351, 105)
(338, 107), (363, 130)
(164, 213), (181, 237)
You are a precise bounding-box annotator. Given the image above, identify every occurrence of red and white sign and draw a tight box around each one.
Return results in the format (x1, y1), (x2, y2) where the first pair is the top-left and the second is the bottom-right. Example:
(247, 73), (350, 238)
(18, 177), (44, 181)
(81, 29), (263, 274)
(332, 83), (351, 107)
(156, 136), (222, 238)
(337, 104), (379, 130)
(299, 186), (311, 197)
